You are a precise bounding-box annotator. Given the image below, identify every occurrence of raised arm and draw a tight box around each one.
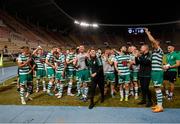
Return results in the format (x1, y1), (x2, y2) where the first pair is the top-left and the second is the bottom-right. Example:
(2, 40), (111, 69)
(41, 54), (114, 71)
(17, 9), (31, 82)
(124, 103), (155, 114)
(32, 46), (42, 55)
(144, 28), (159, 49)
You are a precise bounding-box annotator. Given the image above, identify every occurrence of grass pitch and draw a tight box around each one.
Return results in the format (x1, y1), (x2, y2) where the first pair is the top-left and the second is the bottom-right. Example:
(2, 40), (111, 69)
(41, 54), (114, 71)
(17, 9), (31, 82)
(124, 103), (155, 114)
(0, 77), (180, 108)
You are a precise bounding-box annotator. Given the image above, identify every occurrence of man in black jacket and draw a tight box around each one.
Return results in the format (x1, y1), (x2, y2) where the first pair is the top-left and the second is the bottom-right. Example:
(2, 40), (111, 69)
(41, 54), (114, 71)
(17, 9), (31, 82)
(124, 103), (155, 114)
(86, 48), (104, 109)
(135, 45), (152, 107)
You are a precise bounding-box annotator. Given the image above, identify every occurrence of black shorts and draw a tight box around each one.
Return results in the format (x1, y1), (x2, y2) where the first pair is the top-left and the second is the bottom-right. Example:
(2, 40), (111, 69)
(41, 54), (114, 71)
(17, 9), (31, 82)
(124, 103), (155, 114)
(164, 71), (177, 83)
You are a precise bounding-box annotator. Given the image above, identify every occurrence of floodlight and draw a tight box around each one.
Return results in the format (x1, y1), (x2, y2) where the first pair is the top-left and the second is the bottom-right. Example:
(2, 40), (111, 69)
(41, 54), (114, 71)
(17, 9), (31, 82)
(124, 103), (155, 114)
(74, 20), (80, 24)
(92, 23), (99, 28)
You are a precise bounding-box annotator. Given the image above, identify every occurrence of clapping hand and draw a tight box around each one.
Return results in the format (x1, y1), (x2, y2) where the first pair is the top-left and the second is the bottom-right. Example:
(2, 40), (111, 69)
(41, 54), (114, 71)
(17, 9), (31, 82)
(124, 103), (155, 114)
(91, 73), (97, 78)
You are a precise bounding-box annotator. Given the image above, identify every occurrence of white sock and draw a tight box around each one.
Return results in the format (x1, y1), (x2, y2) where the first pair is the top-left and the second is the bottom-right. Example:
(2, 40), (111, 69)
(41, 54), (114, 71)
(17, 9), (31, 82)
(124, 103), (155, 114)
(125, 90), (129, 98)
(21, 97), (25, 101)
(43, 80), (46, 89)
(60, 84), (63, 94)
(156, 89), (163, 107)
(120, 90), (123, 98)
(134, 86), (138, 96)
(67, 82), (72, 94)
(111, 90), (114, 96)
(47, 82), (53, 93)
(130, 87), (134, 95)
(36, 80), (39, 90)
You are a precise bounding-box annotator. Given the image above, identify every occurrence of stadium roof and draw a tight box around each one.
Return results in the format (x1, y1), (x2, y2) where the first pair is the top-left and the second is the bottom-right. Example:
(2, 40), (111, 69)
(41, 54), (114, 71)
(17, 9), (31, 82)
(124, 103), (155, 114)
(58, 0), (179, 24)
(0, 0), (179, 29)
(0, 0), (73, 30)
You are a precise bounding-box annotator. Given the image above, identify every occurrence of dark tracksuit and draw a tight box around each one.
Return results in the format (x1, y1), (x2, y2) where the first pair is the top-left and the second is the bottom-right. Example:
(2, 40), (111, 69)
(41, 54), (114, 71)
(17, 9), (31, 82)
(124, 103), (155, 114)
(135, 52), (152, 103)
(86, 56), (104, 104)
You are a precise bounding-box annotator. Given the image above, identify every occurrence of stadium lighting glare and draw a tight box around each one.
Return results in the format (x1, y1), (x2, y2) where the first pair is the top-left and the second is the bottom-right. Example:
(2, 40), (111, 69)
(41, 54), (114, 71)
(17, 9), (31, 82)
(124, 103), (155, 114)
(92, 23), (99, 28)
(74, 20), (80, 24)
(80, 22), (90, 27)
(74, 20), (99, 28)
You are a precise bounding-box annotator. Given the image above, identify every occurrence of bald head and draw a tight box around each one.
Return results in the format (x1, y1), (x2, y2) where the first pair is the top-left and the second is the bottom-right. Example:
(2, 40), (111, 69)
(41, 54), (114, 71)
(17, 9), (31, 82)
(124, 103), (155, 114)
(140, 45), (149, 54)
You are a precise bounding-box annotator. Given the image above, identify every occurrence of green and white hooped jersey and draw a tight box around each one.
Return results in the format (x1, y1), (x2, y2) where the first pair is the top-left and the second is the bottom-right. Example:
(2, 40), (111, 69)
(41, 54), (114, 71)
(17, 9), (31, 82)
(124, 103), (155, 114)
(34, 55), (46, 70)
(66, 53), (76, 71)
(115, 54), (130, 75)
(46, 52), (55, 69)
(152, 48), (163, 71)
(55, 54), (66, 73)
(17, 54), (30, 75)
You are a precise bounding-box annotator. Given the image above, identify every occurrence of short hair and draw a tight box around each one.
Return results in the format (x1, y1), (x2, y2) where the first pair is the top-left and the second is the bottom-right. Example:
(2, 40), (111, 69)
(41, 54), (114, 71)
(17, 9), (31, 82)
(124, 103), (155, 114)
(89, 47), (95, 51)
(142, 44), (149, 50)
(70, 47), (76, 51)
(52, 46), (57, 49)
(105, 46), (111, 50)
(131, 45), (136, 48)
(20, 46), (29, 50)
(168, 43), (175, 47)
(57, 47), (62, 50)
(121, 46), (126, 48)
(79, 45), (84, 48)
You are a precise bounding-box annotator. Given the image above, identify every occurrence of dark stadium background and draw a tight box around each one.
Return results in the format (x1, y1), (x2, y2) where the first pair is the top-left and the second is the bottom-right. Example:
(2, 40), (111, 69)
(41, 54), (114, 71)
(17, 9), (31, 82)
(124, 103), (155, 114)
(0, 0), (179, 53)
(0, 1), (180, 122)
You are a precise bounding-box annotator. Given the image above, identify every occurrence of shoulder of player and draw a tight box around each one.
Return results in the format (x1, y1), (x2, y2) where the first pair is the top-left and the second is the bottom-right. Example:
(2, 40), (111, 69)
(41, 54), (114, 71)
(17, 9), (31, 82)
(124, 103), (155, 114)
(153, 47), (163, 54)
(172, 51), (179, 59)
(46, 52), (52, 56)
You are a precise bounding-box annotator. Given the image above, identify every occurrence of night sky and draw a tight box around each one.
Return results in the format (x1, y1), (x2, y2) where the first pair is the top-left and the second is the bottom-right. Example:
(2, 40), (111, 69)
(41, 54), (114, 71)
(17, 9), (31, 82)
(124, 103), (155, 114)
(56, 0), (179, 24)
(0, 0), (179, 28)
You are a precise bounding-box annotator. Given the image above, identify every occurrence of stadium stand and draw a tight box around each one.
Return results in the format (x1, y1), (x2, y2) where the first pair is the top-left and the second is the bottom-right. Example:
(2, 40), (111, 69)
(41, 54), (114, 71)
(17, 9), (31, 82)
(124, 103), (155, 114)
(0, 9), (179, 55)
